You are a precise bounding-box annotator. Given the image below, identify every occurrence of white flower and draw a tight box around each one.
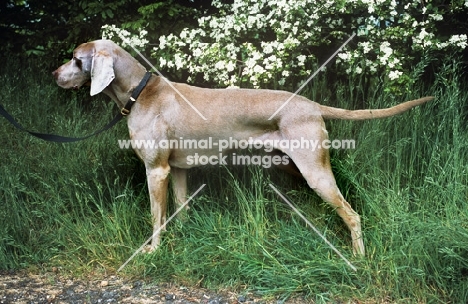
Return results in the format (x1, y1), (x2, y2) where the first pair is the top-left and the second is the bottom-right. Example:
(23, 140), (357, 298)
(264, 55), (279, 70)
(193, 47), (203, 57)
(245, 58), (257, 69)
(338, 52), (351, 61)
(449, 34), (468, 49)
(379, 42), (393, 64)
(215, 61), (225, 70)
(253, 65), (265, 74)
(359, 42), (372, 54)
(380, 41), (393, 55)
(247, 15), (257, 28)
(174, 54), (184, 69)
(209, 18), (219, 29)
(429, 14), (443, 21)
(436, 42), (448, 49)
(262, 42), (274, 54)
(159, 36), (167, 49)
(251, 51), (263, 61)
(418, 28), (430, 41)
(388, 70), (403, 80)
(226, 61), (236, 72)
(297, 55), (306, 66)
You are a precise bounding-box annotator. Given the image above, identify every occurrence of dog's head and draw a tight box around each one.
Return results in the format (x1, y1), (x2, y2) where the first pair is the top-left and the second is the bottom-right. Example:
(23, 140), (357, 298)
(52, 40), (115, 96)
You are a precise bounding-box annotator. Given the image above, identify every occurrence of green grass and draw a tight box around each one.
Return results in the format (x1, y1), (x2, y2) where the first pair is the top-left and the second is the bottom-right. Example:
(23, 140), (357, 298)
(1, 59), (468, 302)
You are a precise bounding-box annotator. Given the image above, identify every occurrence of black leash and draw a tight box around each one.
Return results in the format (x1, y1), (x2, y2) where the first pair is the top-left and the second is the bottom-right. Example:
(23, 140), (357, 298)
(0, 72), (152, 143)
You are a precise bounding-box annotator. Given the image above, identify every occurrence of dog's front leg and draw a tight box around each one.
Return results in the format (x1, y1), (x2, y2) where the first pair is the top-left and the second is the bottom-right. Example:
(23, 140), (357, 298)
(145, 164), (170, 252)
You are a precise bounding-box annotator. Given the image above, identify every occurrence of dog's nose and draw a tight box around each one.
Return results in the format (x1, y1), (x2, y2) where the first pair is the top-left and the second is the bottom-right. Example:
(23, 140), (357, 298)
(52, 70), (58, 80)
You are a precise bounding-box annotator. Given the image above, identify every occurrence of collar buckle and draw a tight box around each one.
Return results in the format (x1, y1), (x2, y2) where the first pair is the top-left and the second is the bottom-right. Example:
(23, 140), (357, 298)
(121, 72), (152, 116)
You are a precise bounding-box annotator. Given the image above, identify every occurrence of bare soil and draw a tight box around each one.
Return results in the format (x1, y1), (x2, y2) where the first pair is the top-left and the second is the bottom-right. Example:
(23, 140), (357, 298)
(0, 270), (310, 304)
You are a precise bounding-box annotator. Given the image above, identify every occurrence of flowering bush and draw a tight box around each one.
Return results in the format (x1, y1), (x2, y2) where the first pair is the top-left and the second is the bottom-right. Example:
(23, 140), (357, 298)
(102, 0), (468, 93)
(101, 24), (148, 49)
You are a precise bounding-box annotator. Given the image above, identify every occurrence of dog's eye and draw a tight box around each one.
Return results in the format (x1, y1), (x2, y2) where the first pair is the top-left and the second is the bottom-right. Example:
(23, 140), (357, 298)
(73, 57), (82, 69)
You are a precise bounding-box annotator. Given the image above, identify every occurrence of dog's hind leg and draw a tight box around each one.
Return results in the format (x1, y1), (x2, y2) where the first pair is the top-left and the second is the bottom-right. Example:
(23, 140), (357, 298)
(278, 118), (365, 255)
(171, 167), (189, 220)
(287, 148), (365, 256)
(309, 170), (364, 256)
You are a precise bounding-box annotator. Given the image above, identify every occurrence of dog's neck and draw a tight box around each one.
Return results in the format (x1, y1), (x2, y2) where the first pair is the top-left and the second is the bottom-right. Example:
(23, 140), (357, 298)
(102, 51), (148, 109)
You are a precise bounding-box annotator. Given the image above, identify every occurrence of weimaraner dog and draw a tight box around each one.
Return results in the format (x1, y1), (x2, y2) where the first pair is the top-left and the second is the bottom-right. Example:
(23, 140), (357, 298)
(53, 39), (433, 256)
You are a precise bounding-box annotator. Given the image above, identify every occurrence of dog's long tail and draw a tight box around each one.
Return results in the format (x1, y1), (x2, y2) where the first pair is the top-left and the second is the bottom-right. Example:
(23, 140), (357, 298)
(319, 96), (434, 120)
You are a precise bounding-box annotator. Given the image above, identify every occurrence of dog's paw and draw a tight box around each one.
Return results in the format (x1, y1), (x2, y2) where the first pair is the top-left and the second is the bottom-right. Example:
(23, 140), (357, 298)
(142, 245), (157, 254)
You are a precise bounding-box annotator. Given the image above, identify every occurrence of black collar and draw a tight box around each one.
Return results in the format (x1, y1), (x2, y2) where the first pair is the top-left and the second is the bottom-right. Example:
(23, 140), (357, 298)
(120, 71), (152, 116)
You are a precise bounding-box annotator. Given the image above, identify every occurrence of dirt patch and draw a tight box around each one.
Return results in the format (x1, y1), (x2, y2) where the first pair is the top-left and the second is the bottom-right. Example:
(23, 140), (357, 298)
(0, 270), (310, 304)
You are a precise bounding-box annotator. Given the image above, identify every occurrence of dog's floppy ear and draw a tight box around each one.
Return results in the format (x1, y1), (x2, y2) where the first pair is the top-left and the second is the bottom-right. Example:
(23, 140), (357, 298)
(90, 50), (115, 96)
